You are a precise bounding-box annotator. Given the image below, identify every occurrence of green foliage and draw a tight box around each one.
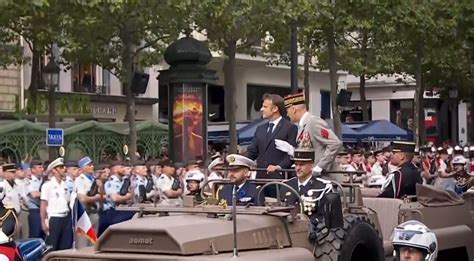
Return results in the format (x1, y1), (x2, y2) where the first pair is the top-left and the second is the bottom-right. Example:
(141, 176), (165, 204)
(60, 0), (185, 80)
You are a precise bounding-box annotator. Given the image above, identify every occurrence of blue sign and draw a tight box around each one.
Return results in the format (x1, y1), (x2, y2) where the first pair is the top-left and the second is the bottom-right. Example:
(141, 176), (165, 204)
(46, 128), (64, 147)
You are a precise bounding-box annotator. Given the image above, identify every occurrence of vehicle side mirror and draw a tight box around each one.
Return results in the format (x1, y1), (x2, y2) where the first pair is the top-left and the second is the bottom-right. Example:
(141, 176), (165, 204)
(323, 192), (343, 229)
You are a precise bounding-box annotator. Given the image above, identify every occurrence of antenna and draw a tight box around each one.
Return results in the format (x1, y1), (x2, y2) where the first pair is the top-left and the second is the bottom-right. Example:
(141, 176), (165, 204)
(231, 185), (238, 257)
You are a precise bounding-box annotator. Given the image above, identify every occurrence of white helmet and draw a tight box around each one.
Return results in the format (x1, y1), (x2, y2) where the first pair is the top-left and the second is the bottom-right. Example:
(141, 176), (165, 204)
(0, 181), (5, 201)
(452, 155), (468, 165)
(185, 170), (205, 189)
(391, 220), (438, 261)
(367, 175), (385, 188)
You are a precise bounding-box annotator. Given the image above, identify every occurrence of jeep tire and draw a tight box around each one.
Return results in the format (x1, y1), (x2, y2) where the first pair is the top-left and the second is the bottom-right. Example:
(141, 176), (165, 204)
(314, 214), (384, 261)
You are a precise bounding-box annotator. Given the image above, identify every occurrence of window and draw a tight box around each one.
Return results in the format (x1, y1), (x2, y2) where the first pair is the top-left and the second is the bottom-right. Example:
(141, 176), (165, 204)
(72, 64), (97, 93)
(320, 91), (331, 119)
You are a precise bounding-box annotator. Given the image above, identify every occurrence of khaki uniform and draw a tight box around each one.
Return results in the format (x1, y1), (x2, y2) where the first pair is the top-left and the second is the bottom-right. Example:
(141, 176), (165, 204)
(297, 112), (343, 181)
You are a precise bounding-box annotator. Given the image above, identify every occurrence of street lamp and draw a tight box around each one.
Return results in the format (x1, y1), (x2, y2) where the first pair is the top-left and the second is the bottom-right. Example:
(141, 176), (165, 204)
(43, 60), (60, 90)
(448, 83), (459, 144)
(43, 59), (60, 160)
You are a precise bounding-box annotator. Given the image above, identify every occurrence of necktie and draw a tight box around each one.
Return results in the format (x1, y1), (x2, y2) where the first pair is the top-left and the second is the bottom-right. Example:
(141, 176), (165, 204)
(299, 184), (304, 193)
(267, 123), (274, 135)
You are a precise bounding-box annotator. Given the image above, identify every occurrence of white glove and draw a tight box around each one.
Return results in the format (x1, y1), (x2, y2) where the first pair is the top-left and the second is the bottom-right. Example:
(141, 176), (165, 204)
(275, 139), (294, 157)
(312, 165), (323, 176)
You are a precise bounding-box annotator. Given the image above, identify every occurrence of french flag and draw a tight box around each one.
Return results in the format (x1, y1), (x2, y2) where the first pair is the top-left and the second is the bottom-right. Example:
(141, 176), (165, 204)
(70, 194), (98, 243)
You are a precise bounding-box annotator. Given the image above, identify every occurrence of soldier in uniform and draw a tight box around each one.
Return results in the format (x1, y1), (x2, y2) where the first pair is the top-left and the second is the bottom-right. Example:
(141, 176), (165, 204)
(155, 160), (183, 198)
(219, 154), (258, 206)
(207, 157), (225, 192)
(132, 160), (155, 203)
(65, 161), (79, 195)
(102, 160), (134, 233)
(379, 142), (423, 199)
(74, 156), (101, 246)
(40, 157), (73, 251)
(184, 171), (205, 204)
(0, 180), (21, 261)
(281, 137), (332, 222)
(2, 164), (28, 221)
(27, 160), (44, 239)
(283, 92), (342, 179)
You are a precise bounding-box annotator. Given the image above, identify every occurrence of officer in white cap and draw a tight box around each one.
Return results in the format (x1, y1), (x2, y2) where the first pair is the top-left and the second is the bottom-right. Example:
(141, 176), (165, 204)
(219, 154), (258, 206)
(207, 157), (225, 191)
(40, 157), (73, 250)
(0, 179), (21, 260)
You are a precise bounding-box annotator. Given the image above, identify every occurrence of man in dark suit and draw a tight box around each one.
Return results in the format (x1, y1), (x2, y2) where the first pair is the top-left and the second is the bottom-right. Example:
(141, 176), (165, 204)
(247, 94), (297, 196)
(219, 154), (258, 206)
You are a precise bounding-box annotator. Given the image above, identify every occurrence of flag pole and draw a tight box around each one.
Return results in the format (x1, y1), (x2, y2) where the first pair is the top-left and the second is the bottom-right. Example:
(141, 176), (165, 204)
(72, 195), (78, 250)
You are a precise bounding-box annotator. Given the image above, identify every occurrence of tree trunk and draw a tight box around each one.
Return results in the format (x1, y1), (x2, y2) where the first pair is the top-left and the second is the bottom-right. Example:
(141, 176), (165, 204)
(303, 40), (310, 110)
(359, 75), (369, 121)
(290, 22), (298, 94)
(29, 47), (41, 110)
(327, 29), (341, 137)
(123, 42), (137, 162)
(413, 43), (424, 146)
(224, 41), (238, 153)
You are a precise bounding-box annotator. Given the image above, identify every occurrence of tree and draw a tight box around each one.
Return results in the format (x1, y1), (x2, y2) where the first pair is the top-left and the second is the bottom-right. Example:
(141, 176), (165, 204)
(337, 1), (397, 122)
(61, 0), (185, 162)
(189, 0), (275, 153)
(1, 0), (65, 105)
(384, 1), (464, 145)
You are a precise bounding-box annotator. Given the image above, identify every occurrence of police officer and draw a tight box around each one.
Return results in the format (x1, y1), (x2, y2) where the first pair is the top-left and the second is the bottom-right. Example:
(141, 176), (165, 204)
(94, 164), (110, 236)
(155, 160), (183, 198)
(281, 144), (331, 220)
(391, 220), (438, 261)
(2, 164), (28, 217)
(102, 160), (134, 233)
(74, 157), (102, 238)
(219, 154), (258, 206)
(379, 142), (423, 199)
(283, 92), (342, 178)
(40, 157), (73, 251)
(184, 170), (205, 204)
(65, 161), (79, 195)
(132, 160), (155, 203)
(27, 160), (44, 239)
(0, 180), (21, 260)
(13, 163), (29, 239)
(207, 157), (225, 192)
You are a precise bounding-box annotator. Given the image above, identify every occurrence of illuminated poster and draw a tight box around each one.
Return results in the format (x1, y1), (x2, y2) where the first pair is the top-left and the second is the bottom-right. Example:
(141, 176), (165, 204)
(172, 84), (204, 163)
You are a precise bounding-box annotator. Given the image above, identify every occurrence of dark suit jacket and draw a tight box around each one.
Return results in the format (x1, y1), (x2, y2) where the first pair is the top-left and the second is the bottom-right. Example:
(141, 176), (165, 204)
(220, 181), (258, 206)
(247, 118), (297, 179)
(281, 176), (328, 220)
(379, 162), (422, 198)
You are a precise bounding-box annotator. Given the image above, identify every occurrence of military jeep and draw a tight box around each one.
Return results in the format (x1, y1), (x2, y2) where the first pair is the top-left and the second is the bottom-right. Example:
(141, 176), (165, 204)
(45, 179), (474, 261)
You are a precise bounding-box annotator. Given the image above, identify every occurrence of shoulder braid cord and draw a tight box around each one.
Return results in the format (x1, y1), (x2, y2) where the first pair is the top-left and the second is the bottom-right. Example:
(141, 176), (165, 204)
(0, 209), (18, 238)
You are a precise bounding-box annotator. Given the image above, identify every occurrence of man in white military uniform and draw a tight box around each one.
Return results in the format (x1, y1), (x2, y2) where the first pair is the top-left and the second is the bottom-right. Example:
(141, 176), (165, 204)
(155, 159), (183, 198)
(40, 157), (73, 251)
(132, 160), (155, 203)
(13, 164), (29, 239)
(280, 92), (342, 180)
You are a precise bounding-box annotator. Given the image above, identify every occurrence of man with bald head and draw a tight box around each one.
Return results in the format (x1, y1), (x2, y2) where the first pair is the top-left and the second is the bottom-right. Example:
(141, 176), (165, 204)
(283, 93), (342, 180)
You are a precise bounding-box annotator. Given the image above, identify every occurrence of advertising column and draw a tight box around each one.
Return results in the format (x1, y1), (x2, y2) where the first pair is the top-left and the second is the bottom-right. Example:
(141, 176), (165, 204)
(171, 83), (207, 163)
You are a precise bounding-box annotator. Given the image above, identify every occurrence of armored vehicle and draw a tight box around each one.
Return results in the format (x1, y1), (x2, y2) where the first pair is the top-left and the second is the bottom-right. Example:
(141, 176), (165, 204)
(45, 179), (474, 261)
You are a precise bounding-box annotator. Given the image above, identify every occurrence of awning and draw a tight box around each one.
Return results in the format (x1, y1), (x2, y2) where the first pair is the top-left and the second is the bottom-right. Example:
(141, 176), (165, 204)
(345, 120), (412, 142)
(207, 119), (267, 145)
